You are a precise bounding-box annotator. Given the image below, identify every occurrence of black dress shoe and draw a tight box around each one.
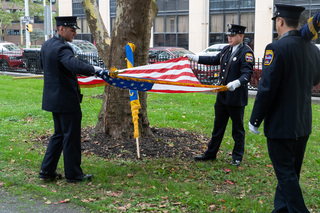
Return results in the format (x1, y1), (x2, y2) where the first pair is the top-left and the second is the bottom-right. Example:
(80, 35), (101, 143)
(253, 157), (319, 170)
(194, 154), (216, 161)
(66, 174), (94, 183)
(39, 170), (62, 181)
(229, 159), (241, 166)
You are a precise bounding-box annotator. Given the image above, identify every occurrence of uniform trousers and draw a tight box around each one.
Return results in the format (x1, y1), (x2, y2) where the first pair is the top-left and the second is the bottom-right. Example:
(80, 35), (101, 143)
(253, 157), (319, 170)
(267, 136), (309, 213)
(40, 110), (83, 179)
(204, 102), (245, 161)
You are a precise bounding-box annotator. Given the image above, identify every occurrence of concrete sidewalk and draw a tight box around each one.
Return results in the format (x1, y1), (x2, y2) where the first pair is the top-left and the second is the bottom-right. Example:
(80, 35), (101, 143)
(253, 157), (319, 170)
(0, 188), (89, 213)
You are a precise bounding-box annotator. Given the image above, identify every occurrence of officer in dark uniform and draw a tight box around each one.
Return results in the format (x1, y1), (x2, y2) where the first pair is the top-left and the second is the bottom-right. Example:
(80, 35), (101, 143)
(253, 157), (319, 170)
(185, 24), (254, 166)
(38, 16), (102, 183)
(249, 4), (320, 212)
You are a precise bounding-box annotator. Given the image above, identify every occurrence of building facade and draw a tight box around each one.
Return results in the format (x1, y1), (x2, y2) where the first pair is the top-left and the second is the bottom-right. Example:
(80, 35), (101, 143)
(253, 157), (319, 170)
(58, 0), (320, 59)
(3, 0), (319, 57)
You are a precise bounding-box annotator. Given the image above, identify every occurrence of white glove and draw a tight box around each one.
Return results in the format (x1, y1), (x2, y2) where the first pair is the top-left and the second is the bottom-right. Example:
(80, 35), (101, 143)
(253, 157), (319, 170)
(249, 122), (260, 134)
(226, 79), (241, 91)
(93, 66), (103, 72)
(93, 66), (103, 78)
(183, 54), (199, 62)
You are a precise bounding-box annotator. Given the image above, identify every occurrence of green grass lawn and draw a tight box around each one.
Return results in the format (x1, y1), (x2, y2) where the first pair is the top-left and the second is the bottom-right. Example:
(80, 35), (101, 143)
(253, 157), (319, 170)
(0, 74), (319, 212)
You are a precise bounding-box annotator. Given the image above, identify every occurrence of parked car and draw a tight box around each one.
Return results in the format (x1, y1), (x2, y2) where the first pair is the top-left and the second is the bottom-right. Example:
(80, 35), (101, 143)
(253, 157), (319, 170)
(149, 47), (194, 63)
(67, 39), (104, 67)
(0, 41), (25, 70)
(195, 43), (229, 56)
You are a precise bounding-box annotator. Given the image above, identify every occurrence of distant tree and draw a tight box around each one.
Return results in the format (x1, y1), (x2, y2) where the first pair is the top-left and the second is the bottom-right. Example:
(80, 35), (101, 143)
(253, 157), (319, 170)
(0, 0), (24, 41)
(0, 0), (46, 41)
(30, 28), (44, 47)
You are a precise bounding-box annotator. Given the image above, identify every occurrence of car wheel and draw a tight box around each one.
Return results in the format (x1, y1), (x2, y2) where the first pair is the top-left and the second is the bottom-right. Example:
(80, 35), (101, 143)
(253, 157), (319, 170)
(0, 60), (10, 71)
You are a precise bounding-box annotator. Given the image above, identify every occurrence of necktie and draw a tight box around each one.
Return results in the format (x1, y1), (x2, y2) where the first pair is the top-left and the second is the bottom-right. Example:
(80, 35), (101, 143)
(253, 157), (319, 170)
(226, 47), (233, 61)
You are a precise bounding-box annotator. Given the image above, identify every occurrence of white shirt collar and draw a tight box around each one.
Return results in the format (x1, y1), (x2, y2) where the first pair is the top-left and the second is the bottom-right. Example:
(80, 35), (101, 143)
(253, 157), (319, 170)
(231, 44), (240, 53)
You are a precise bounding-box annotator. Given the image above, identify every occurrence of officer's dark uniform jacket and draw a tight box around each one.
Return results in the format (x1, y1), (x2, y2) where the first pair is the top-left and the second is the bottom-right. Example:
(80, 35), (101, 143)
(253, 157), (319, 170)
(198, 44), (254, 107)
(40, 34), (94, 113)
(250, 30), (320, 139)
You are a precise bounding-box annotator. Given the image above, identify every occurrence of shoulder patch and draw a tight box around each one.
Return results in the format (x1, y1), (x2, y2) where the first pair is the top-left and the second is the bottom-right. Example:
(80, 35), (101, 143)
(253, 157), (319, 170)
(264, 50), (274, 66)
(245, 53), (253, 62)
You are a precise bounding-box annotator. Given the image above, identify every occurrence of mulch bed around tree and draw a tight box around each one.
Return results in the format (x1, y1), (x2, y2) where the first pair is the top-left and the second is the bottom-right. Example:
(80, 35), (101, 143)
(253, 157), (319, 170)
(36, 127), (210, 160)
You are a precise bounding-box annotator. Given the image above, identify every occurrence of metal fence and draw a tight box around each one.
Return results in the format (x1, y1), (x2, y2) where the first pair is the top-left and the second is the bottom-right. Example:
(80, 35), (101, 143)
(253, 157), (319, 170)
(1, 51), (320, 96)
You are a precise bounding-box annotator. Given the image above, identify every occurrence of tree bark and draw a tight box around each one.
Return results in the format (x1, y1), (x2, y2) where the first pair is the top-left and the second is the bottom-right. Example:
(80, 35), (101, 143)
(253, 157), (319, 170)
(81, 0), (158, 139)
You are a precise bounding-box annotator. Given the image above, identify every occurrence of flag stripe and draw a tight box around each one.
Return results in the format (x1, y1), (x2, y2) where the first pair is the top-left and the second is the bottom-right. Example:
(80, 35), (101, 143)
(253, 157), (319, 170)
(150, 84), (217, 93)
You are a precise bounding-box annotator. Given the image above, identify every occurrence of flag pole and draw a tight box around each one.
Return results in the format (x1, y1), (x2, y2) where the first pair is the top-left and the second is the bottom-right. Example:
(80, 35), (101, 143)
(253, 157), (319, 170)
(13, 75), (44, 79)
(125, 43), (141, 158)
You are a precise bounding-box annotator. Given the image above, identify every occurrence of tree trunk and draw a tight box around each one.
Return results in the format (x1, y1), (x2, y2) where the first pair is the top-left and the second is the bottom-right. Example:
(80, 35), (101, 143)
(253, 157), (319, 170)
(82, 0), (158, 139)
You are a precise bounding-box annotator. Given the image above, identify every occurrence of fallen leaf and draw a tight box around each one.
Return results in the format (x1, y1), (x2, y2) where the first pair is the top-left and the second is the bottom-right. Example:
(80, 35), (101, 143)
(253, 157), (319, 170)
(225, 168), (232, 173)
(81, 199), (90, 203)
(60, 199), (69, 203)
(208, 204), (216, 211)
(127, 174), (134, 178)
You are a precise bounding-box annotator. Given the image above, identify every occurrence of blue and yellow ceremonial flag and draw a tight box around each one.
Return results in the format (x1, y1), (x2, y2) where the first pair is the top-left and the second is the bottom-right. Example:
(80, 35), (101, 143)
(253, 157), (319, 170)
(300, 11), (320, 40)
(125, 43), (141, 139)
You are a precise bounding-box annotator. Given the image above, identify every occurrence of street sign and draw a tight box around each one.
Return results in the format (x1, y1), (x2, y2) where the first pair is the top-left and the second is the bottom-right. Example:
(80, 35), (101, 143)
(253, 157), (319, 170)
(21, 16), (28, 24)
(20, 16), (34, 24)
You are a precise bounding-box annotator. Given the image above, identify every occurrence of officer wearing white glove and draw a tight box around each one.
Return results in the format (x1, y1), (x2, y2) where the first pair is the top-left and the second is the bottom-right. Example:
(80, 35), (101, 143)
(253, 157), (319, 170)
(93, 66), (103, 78)
(183, 54), (199, 62)
(248, 122), (260, 134)
(226, 79), (241, 91)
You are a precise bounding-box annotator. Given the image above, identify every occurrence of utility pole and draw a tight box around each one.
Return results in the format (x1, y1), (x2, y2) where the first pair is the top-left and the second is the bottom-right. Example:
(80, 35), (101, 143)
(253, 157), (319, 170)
(25, 0), (30, 49)
(44, 0), (48, 41)
(50, 0), (53, 37)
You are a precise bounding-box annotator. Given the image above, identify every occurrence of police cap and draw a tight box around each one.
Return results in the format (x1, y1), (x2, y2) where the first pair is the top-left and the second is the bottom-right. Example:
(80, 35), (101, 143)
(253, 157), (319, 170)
(226, 24), (246, 35)
(55, 16), (80, 29)
(272, 4), (305, 20)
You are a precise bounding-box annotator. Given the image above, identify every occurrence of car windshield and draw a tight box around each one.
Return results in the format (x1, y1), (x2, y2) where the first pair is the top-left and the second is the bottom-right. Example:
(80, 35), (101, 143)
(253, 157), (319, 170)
(171, 49), (193, 57)
(3, 44), (21, 51)
(73, 42), (97, 53)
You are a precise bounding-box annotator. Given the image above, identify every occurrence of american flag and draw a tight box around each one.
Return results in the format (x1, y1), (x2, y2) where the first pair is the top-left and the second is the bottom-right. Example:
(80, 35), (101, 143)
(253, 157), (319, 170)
(78, 57), (227, 93)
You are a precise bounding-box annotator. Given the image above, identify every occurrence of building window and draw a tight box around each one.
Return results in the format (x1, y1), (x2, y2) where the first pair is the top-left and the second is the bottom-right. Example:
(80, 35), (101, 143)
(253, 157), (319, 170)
(72, 0), (99, 42)
(153, 0), (189, 49)
(7, 30), (20, 35)
(209, 0), (255, 49)
(154, 17), (164, 33)
(240, 12), (254, 33)
(72, 2), (85, 17)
